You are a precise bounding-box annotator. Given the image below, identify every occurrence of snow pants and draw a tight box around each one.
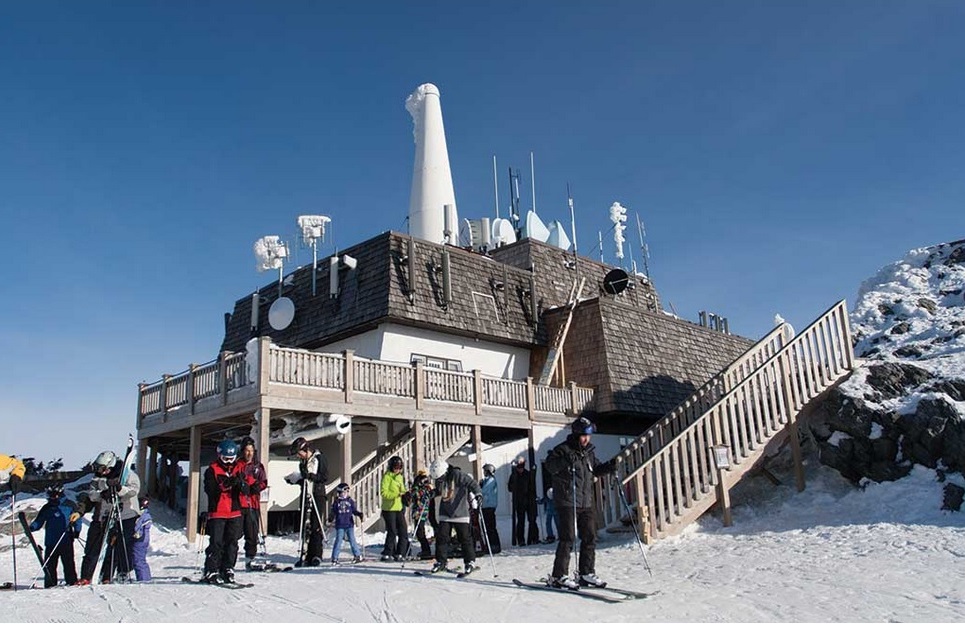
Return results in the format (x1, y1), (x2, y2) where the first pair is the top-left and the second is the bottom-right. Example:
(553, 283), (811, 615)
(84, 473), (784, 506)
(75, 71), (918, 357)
(42, 537), (78, 587)
(481, 507), (501, 553)
(241, 507), (261, 559)
(435, 520), (474, 566)
(551, 505), (596, 579)
(381, 510), (408, 558)
(131, 536), (152, 581)
(204, 516), (242, 576)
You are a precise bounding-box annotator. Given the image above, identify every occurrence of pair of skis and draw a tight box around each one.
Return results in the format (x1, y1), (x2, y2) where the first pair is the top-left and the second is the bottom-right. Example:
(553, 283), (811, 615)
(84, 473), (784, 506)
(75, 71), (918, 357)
(92, 435), (136, 586)
(412, 566), (476, 579)
(181, 576), (253, 590)
(512, 578), (654, 603)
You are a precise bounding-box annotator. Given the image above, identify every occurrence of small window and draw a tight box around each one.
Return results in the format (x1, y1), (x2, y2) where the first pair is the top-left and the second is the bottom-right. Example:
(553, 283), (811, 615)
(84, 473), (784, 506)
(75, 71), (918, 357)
(446, 361), (463, 372)
(411, 353), (463, 372)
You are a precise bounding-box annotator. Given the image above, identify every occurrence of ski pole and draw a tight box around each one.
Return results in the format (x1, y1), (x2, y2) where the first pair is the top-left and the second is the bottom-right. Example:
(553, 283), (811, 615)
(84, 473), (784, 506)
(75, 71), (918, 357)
(10, 492), (17, 592)
(476, 501), (498, 578)
(610, 473), (653, 577)
(111, 494), (133, 582)
(570, 465), (579, 581)
(297, 481), (307, 564)
(31, 530), (67, 588)
(400, 495), (430, 570)
(194, 515), (207, 575)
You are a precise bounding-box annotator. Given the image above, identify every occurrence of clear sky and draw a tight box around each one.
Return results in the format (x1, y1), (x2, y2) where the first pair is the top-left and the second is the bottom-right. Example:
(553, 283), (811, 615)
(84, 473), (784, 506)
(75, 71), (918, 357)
(2, 2), (962, 468)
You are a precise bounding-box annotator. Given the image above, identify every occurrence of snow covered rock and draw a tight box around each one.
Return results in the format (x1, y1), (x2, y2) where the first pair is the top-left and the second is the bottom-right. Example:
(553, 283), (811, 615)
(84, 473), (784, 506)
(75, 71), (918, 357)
(810, 239), (965, 483)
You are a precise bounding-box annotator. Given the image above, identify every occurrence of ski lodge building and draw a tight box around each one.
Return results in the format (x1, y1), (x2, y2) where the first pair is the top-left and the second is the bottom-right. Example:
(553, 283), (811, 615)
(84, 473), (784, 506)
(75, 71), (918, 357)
(134, 84), (855, 543)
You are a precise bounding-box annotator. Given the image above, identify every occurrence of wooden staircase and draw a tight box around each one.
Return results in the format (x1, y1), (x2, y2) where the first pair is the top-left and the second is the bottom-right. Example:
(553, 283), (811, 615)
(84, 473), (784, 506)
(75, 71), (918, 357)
(600, 299), (855, 541)
(328, 422), (471, 531)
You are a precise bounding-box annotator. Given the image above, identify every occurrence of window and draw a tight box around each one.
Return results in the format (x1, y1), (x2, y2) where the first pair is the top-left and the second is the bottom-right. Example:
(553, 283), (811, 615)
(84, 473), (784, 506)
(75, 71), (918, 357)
(411, 353), (464, 372)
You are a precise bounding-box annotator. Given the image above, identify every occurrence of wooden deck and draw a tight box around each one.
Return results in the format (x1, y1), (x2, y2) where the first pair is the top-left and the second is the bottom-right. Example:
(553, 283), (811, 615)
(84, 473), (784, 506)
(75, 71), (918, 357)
(137, 337), (596, 439)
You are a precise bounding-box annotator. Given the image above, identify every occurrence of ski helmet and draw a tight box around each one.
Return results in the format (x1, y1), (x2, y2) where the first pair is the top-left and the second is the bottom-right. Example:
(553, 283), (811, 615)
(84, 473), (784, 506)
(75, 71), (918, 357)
(483, 463), (495, 476)
(217, 440), (239, 463)
(429, 458), (449, 480)
(290, 437), (309, 456)
(388, 456), (403, 471)
(336, 482), (350, 495)
(46, 484), (64, 499)
(93, 451), (117, 475)
(571, 416), (595, 435)
(240, 436), (256, 450)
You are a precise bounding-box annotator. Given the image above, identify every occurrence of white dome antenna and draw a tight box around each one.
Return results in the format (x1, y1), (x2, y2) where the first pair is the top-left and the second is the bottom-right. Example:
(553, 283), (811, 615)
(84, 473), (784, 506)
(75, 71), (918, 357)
(297, 215), (331, 296)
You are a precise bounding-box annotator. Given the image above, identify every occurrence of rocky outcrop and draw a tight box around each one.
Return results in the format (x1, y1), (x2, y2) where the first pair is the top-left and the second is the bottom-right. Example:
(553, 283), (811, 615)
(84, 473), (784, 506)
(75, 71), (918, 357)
(810, 239), (965, 484)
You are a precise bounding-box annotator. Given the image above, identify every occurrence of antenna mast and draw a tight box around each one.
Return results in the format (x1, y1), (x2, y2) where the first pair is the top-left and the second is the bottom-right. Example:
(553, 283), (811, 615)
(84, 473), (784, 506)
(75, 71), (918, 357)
(492, 155), (499, 218)
(636, 212), (652, 281)
(530, 151), (537, 213)
(298, 215), (331, 296)
(567, 183), (578, 275)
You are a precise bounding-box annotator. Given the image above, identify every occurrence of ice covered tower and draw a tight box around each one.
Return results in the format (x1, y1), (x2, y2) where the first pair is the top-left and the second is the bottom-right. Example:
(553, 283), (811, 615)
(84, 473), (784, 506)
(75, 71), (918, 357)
(406, 83), (458, 244)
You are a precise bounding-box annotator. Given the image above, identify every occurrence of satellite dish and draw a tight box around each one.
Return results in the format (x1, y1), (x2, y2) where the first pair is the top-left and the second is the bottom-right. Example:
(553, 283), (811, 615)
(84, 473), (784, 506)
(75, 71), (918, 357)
(523, 211), (550, 243)
(546, 220), (571, 250)
(268, 297), (295, 330)
(492, 218), (517, 246)
(603, 268), (630, 295)
(459, 218), (475, 248)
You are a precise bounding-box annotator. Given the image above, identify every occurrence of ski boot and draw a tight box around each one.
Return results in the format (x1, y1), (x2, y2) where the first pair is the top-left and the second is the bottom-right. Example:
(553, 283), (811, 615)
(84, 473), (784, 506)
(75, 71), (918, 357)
(547, 575), (579, 590)
(579, 573), (606, 588)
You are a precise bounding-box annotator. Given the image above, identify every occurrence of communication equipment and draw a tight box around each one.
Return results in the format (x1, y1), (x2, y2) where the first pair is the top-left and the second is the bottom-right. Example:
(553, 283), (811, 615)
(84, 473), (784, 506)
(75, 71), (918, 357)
(603, 268), (630, 295)
(268, 297), (295, 331)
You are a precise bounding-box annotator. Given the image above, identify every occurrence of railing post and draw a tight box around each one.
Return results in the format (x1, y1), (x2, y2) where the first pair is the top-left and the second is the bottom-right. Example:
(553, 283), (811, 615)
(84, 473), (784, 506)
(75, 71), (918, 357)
(187, 363), (198, 415)
(186, 424), (202, 543)
(218, 351), (228, 406)
(257, 408), (271, 532)
(415, 361), (425, 411)
(569, 380), (578, 416)
(473, 370), (483, 416)
(472, 424), (483, 482)
(146, 442), (158, 497)
(258, 336), (271, 393)
(137, 382), (145, 426)
(526, 377), (535, 421)
(343, 350), (355, 404)
(414, 420), (426, 473)
(160, 374), (171, 422)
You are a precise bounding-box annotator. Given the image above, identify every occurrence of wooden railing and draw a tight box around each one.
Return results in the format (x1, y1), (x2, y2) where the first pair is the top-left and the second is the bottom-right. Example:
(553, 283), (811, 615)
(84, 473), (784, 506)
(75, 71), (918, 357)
(603, 300), (853, 541)
(138, 351), (249, 419)
(139, 344), (596, 424)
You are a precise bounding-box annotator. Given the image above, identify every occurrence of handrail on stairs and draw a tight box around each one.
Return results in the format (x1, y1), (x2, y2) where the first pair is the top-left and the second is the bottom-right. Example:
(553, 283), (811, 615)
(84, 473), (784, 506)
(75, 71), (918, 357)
(603, 299), (853, 541)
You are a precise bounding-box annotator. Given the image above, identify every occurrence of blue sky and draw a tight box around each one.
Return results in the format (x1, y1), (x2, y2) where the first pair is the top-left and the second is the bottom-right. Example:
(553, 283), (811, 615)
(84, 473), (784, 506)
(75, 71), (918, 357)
(2, 2), (962, 468)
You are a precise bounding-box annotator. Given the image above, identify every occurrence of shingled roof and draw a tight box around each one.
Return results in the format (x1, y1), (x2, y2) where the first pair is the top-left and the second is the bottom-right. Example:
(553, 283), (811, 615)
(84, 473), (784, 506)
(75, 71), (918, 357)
(551, 297), (754, 429)
(222, 232), (663, 353)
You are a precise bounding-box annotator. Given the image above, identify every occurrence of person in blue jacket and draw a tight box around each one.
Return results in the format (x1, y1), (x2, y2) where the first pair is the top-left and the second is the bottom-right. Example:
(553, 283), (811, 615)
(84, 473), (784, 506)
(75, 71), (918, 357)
(479, 464), (501, 554)
(28, 484), (81, 587)
(131, 496), (153, 581)
(328, 483), (364, 564)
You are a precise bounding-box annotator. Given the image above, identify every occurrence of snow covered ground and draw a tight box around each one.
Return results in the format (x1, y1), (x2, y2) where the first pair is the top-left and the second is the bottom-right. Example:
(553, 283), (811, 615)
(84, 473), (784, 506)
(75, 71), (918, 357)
(4, 455), (965, 622)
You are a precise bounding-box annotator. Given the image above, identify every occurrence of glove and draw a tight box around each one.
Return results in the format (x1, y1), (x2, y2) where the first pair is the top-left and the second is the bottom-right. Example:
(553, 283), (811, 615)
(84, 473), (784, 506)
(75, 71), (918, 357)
(9, 474), (22, 494)
(73, 529), (81, 539)
(101, 487), (117, 501)
(133, 531), (141, 540)
(238, 482), (251, 495)
(284, 471), (301, 485)
(107, 477), (122, 491)
(69, 512), (81, 524)
(469, 494), (481, 510)
(354, 511), (363, 519)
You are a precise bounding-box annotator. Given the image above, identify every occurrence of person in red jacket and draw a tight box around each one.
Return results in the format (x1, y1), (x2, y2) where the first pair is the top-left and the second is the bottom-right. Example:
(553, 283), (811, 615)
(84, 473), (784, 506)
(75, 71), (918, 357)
(238, 436), (268, 570)
(202, 440), (244, 584)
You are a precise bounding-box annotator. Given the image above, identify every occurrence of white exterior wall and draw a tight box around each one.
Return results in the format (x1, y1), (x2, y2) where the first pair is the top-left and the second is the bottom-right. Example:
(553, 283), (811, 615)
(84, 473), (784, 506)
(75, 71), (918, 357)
(319, 323), (530, 379)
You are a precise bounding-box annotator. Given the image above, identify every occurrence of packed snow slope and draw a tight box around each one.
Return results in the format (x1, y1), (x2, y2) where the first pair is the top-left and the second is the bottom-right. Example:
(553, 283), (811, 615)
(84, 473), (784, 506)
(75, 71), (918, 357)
(3, 456), (965, 623)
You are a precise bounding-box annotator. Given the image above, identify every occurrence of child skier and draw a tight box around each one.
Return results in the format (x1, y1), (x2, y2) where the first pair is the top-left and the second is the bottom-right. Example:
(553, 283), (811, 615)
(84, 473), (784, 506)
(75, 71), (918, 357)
(131, 496), (152, 581)
(28, 485), (81, 587)
(328, 483), (364, 564)
(409, 470), (435, 559)
(202, 440), (244, 584)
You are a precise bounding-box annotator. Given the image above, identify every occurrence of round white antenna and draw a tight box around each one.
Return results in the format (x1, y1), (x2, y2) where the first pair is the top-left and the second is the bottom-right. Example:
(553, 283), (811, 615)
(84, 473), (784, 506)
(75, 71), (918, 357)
(268, 297), (295, 330)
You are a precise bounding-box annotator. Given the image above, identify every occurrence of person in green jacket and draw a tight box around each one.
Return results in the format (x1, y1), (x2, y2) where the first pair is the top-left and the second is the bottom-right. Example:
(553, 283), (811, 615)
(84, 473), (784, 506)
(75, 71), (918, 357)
(380, 456), (409, 561)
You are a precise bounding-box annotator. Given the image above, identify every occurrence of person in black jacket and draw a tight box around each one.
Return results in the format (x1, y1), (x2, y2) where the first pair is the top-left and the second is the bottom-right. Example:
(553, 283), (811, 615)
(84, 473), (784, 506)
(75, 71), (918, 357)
(285, 437), (329, 566)
(507, 456), (538, 546)
(544, 417), (615, 590)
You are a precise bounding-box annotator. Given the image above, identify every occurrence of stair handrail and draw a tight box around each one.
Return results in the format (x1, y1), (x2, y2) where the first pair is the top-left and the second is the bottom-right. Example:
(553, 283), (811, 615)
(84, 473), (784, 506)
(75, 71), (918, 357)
(618, 299), (851, 484)
(618, 321), (790, 473)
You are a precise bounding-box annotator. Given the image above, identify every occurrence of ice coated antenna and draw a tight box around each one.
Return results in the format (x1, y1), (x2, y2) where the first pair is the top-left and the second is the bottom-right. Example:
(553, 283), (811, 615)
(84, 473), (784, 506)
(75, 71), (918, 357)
(635, 212), (652, 281)
(254, 235), (289, 297)
(297, 215), (331, 296)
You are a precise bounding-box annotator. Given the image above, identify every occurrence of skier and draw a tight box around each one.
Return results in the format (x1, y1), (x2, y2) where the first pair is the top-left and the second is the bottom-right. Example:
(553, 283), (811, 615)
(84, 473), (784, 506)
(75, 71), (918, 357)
(507, 456), (538, 545)
(328, 483), (363, 564)
(379, 455), (408, 561)
(427, 458), (482, 576)
(131, 496), (152, 581)
(27, 485), (81, 587)
(409, 470), (436, 559)
(77, 450), (141, 585)
(0, 454), (26, 495)
(238, 436), (268, 570)
(202, 440), (244, 584)
(479, 464), (501, 554)
(285, 436), (328, 566)
(543, 416), (615, 590)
